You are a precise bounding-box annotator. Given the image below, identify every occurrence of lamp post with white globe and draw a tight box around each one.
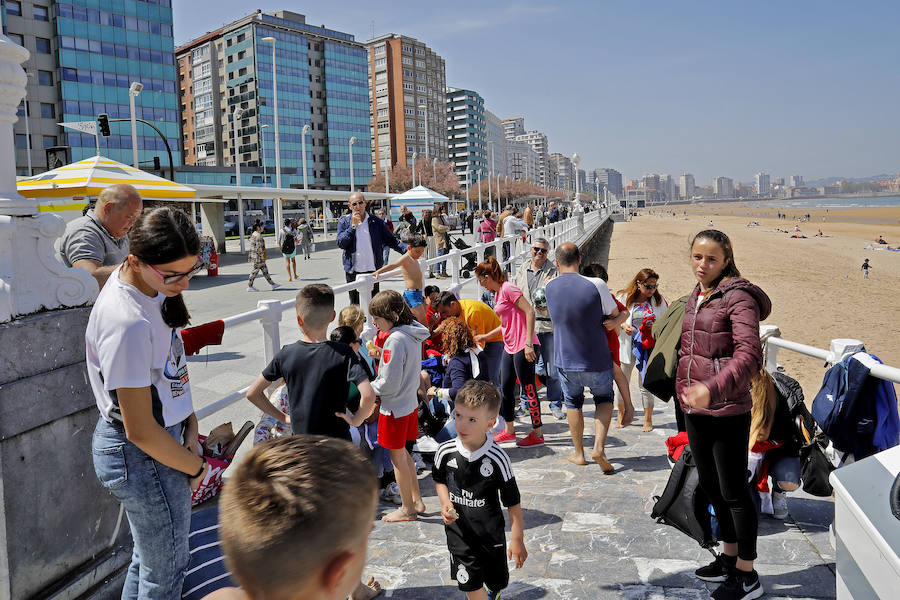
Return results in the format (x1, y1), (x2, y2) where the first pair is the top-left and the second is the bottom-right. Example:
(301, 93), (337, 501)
(572, 153), (581, 205)
(349, 136), (357, 192)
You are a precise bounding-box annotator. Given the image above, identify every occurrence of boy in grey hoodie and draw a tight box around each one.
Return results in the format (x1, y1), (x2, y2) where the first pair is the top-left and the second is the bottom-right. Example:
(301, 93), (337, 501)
(369, 290), (431, 522)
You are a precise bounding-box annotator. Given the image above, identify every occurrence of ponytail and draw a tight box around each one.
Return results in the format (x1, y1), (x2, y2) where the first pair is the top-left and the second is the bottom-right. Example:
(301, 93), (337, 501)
(474, 256), (506, 284)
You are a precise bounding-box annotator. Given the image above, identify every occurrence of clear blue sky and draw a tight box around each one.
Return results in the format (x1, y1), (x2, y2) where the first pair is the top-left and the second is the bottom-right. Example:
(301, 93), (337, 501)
(174, 0), (900, 185)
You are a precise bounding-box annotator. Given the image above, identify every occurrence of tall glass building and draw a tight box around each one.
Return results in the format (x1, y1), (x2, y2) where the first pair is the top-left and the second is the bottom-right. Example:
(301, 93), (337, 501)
(5, 0), (181, 174)
(177, 10), (372, 190)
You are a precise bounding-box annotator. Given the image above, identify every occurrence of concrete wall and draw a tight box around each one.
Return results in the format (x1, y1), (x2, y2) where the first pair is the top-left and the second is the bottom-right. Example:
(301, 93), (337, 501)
(0, 308), (129, 599)
(576, 212), (614, 269)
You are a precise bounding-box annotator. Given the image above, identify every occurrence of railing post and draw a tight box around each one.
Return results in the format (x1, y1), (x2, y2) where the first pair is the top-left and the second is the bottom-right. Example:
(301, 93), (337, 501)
(829, 338), (866, 364)
(759, 324), (781, 373)
(475, 242), (485, 270)
(449, 248), (462, 285)
(258, 299), (283, 365)
(357, 273), (376, 317)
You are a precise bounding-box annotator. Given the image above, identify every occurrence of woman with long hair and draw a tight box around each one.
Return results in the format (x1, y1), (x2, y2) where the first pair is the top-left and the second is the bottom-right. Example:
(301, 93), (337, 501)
(88, 207), (209, 598)
(615, 268), (668, 431)
(676, 230), (771, 600)
(474, 256), (543, 447)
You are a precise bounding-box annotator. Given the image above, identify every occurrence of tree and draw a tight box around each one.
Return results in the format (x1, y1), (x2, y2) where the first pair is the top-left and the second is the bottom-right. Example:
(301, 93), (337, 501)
(368, 158), (460, 197)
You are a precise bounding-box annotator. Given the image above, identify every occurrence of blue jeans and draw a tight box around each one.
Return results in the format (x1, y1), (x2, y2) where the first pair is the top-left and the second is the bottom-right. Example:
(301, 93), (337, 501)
(770, 455), (802, 492)
(382, 245), (391, 266)
(559, 369), (614, 410)
(92, 418), (191, 600)
(520, 331), (562, 412)
(431, 396), (457, 442)
(436, 247), (448, 274)
(481, 341), (503, 388)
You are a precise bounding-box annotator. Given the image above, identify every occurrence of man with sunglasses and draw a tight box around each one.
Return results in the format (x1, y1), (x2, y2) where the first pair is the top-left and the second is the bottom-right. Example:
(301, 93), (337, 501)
(336, 192), (406, 304)
(56, 183), (143, 290)
(513, 238), (563, 420)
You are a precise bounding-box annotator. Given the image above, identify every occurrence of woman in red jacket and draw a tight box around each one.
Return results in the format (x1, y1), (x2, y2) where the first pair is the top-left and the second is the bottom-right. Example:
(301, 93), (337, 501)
(676, 230), (771, 600)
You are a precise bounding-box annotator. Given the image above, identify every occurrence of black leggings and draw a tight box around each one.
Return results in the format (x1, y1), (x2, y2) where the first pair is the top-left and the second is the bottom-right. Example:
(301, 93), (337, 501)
(500, 350), (541, 429)
(684, 411), (757, 561)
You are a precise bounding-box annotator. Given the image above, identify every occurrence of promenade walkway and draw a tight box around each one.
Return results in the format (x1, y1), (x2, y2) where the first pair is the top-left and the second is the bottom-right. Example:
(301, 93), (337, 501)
(182, 233), (836, 600)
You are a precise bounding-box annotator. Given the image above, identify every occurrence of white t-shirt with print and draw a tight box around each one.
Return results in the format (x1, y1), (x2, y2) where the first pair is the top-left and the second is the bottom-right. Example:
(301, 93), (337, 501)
(85, 266), (193, 427)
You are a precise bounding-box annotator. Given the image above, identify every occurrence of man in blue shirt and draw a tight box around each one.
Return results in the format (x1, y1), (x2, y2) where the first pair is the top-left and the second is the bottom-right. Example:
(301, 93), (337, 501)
(545, 243), (632, 473)
(336, 192), (406, 304)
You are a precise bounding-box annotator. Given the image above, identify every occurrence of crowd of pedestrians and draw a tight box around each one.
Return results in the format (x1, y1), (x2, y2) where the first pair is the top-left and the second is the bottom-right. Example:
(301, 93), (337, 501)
(73, 187), (778, 600)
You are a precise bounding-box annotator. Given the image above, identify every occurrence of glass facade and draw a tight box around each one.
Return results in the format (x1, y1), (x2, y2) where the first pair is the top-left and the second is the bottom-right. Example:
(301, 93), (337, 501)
(323, 40), (371, 186)
(55, 0), (181, 166)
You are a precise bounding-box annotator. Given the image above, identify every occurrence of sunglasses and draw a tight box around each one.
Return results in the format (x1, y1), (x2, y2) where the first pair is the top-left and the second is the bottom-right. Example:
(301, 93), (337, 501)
(642, 283), (659, 290)
(349, 201), (366, 207)
(146, 260), (204, 285)
(531, 247), (548, 254)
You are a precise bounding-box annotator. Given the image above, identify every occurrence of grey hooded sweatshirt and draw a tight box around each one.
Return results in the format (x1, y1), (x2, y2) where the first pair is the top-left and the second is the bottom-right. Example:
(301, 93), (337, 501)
(372, 322), (431, 418)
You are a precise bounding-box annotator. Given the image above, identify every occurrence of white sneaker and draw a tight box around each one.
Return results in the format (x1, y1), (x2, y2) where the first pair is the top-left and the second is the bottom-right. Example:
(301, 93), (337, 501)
(246, 286), (259, 292)
(271, 283), (281, 290)
(414, 436), (440, 453)
(379, 482), (402, 505)
(771, 490), (788, 519)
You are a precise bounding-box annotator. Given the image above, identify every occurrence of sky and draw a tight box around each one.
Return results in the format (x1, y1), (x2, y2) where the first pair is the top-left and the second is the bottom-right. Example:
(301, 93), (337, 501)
(174, 1), (900, 185)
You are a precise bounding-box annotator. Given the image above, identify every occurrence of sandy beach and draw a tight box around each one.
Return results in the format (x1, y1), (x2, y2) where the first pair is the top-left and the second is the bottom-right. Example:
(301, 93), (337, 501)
(607, 206), (900, 402)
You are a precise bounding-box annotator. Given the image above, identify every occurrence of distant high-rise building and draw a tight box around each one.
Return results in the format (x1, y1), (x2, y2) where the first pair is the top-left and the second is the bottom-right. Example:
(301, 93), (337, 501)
(790, 174), (804, 187)
(9, 0), (181, 174)
(714, 176), (734, 198)
(514, 130), (548, 187)
(642, 174), (661, 191)
(663, 174), (676, 203)
(755, 172), (771, 196)
(177, 10), (371, 189)
(507, 139), (538, 183)
(446, 87), (486, 188)
(774, 177), (785, 186)
(598, 168), (623, 196)
(577, 169), (586, 193)
(680, 173), (695, 199)
(501, 117), (524, 139)
(549, 153), (574, 190)
(484, 109), (508, 178)
(366, 33), (447, 172)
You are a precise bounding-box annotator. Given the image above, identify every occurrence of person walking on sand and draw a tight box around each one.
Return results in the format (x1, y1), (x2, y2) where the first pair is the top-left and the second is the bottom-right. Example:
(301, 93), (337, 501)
(861, 258), (872, 279)
(247, 220), (280, 292)
(545, 243), (629, 472)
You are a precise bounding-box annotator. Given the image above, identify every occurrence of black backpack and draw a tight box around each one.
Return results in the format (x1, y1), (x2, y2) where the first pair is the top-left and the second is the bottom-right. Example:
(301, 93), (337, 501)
(280, 230), (295, 254)
(650, 445), (717, 549)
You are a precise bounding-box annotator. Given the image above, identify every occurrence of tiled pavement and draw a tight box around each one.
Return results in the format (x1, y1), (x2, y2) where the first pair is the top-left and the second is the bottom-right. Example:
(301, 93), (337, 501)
(364, 401), (836, 599)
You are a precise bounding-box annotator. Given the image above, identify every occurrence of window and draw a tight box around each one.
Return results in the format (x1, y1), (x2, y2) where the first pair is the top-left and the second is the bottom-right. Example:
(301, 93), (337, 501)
(377, 108), (388, 117)
(238, 50), (246, 60)
(374, 44), (385, 55)
(40, 103), (55, 118)
(5, 1), (21, 16)
(33, 5), (49, 21)
(402, 44), (413, 53)
(38, 70), (53, 86)
(8, 33), (24, 47)
(35, 38), (51, 54)
(415, 60), (425, 68)
(374, 58), (386, 67)
(42, 135), (56, 148)
(402, 82), (413, 91)
(404, 108), (414, 115)
(402, 56), (412, 65)
(236, 33), (245, 43)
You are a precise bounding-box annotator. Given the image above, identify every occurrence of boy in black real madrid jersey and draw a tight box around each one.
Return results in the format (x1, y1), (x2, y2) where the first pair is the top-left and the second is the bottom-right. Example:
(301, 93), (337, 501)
(432, 381), (527, 600)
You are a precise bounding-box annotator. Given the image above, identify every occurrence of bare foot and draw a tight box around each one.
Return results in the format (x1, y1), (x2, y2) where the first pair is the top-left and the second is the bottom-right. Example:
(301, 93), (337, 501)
(414, 499), (427, 514)
(591, 452), (615, 474)
(615, 419), (626, 429)
(567, 454), (588, 466)
(382, 507), (418, 522)
(350, 576), (383, 600)
(642, 421), (653, 432)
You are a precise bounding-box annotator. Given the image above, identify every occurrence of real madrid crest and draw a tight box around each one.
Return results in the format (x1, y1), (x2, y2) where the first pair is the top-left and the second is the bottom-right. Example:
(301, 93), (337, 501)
(480, 457), (494, 477)
(456, 564), (469, 584)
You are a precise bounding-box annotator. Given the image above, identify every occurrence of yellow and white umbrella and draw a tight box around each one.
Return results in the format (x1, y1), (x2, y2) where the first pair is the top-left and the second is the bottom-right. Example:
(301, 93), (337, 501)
(17, 155), (195, 220)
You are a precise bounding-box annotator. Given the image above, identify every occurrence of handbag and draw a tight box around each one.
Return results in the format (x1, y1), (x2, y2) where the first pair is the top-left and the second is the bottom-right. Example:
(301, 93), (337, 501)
(799, 433), (835, 497)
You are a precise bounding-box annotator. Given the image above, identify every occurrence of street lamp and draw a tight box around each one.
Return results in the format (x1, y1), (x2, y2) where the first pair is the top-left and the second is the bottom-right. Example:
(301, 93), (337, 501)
(233, 106), (246, 251)
(464, 169), (470, 212)
(301, 123), (311, 224)
(21, 72), (34, 173)
(260, 124), (270, 185)
(411, 151), (418, 188)
(349, 136), (357, 192)
(261, 37), (281, 223)
(572, 152), (581, 205)
(128, 82), (143, 168)
(432, 157), (437, 186)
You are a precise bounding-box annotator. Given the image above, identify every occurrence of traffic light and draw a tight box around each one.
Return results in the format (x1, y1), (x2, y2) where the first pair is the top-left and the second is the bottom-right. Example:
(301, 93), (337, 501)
(153, 156), (161, 173)
(97, 114), (110, 137)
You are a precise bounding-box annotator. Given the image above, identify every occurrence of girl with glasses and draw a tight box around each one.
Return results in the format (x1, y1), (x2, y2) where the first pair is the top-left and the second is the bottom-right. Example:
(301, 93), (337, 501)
(615, 268), (667, 431)
(87, 207), (209, 599)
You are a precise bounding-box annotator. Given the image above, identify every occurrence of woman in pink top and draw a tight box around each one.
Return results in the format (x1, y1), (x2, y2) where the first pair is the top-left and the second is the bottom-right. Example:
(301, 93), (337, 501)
(474, 256), (544, 447)
(477, 211), (497, 243)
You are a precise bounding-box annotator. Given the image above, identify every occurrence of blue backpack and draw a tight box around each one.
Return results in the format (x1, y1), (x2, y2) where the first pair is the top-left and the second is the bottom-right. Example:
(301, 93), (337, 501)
(811, 356), (876, 459)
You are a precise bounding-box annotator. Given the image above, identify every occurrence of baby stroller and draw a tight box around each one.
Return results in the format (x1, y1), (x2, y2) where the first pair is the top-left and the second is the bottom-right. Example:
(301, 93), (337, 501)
(451, 237), (478, 278)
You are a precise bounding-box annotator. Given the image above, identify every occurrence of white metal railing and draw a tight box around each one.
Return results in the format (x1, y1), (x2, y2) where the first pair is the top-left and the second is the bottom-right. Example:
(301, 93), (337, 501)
(761, 324), (900, 385)
(195, 207), (606, 420)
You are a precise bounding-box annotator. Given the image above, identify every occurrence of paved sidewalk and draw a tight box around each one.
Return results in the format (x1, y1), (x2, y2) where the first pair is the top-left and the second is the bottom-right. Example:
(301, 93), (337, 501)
(365, 398), (836, 599)
(181, 237), (836, 599)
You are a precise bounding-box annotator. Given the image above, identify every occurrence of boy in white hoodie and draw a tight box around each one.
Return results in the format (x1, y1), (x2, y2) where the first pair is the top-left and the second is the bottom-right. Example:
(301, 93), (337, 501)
(369, 290), (431, 522)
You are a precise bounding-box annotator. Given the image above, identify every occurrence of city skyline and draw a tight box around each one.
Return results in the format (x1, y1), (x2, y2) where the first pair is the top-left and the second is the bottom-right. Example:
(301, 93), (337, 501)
(174, 0), (900, 184)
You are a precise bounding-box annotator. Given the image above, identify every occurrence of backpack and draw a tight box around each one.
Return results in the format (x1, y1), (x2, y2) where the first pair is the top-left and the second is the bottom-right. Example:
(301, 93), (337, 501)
(811, 355), (878, 459)
(280, 230), (295, 254)
(650, 445), (717, 549)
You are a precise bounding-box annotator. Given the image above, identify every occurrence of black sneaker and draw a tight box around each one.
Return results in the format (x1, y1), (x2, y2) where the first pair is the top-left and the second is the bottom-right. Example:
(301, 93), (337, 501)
(711, 569), (763, 600)
(695, 553), (736, 582)
(485, 587), (501, 600)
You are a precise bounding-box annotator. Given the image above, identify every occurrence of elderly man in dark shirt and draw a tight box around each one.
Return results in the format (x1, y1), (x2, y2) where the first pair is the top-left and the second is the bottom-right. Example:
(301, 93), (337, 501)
(55, 184), (143, 290)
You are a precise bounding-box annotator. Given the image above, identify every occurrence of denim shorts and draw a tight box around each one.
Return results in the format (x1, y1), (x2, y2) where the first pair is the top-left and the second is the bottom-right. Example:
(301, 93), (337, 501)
(92, 418), (192, 599)
(559, 369), (614, 410)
